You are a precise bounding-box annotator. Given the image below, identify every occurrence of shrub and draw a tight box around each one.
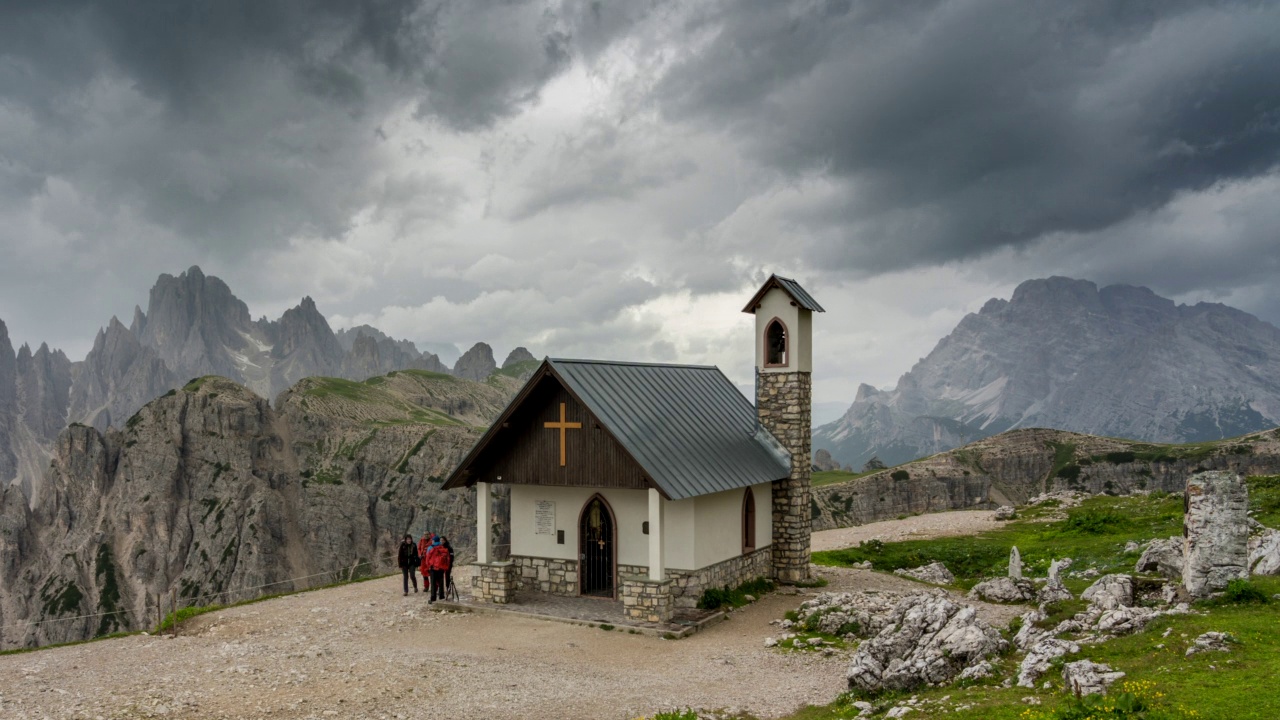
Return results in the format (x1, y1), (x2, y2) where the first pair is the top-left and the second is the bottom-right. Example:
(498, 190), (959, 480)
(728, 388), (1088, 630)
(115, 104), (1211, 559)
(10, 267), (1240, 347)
(890, 469), (910, 481)
(1218, 579), (1270, 605)
(1062, 507), (1130, 535)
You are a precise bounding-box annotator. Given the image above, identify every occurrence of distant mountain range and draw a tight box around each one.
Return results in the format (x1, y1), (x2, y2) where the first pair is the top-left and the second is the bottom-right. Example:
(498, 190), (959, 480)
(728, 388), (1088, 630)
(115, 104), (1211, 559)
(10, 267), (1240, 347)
(0, 266), (536, 502)
(814, 277), (1280, 469)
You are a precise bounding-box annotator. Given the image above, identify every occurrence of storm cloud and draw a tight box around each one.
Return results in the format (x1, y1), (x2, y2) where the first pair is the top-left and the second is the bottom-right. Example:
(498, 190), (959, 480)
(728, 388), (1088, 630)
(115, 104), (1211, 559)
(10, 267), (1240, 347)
(1, 0), (1278, 404)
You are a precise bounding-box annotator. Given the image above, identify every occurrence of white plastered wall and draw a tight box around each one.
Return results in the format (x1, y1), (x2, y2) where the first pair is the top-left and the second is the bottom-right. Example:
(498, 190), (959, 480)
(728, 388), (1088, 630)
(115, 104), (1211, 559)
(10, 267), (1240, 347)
(754, 288), (811, 373)
(693, 482), (774, 568)
(510, 485), (702, 569)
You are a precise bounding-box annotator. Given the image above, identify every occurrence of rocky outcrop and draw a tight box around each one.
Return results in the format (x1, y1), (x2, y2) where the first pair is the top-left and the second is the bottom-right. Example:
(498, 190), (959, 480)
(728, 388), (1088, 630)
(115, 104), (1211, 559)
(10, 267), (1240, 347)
(1249, 528), (1280, 575)
(67, 319), (174, 433)
(0, 321), (17, 484)
(1080, 574), (1134, 610)
(0, 370), (516, 650)
(968, 577), (1036, 604)
(1136, 537), (1185, 579)
(501, 346), (536, 370)
(811, 426), (1280, 532)
(816, 277), (1280, 468)
(269, 297), (344, 390)
(893, 562), (955, 584)
(845, 593), (1007, 693)
(1062, 660), (1125, 696)
(15, 343), (72, 441)
(1018, 638), (1079, 687)
(139, 266), (257, 383)
(453, 342), (497, 381)
(1183, 471), (1249, 597)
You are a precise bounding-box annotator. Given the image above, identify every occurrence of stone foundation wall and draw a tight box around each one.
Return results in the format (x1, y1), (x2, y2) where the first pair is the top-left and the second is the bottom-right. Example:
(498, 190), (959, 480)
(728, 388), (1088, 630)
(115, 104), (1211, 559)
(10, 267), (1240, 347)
(620, 577), (673, 623)
(512, 556), (578, 594)
(758, 371), (812, 582)
(667, 546), (773, 609)
(471, 561), (517, 604)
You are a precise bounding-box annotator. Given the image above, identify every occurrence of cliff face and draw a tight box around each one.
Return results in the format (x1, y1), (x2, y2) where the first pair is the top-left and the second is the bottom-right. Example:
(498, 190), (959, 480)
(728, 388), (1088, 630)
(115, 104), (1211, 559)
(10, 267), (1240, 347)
(0, 266), (534, 504)
(0, 370), (518, 650)
(816, 278), (1280, 468)
(811, 427), (1280, 530)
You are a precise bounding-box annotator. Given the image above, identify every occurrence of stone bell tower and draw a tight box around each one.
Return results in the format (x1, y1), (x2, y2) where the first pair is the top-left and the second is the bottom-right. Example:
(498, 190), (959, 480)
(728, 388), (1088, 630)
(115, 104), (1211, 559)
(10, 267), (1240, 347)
(743, 274), (823, 583)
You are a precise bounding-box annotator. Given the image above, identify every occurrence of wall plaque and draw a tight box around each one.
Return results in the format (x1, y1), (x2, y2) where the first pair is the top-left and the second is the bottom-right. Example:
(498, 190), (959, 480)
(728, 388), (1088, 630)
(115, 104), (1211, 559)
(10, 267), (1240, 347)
(535, 500), (556, 535)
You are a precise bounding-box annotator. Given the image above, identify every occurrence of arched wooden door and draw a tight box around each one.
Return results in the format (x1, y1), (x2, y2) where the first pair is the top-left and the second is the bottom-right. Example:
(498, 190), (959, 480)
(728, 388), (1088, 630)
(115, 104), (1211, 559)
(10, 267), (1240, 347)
(579, 495), (616, 598)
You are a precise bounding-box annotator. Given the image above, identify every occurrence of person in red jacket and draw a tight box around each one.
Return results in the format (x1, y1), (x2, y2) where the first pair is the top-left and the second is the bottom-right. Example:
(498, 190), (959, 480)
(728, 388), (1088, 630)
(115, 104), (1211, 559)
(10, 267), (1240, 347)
(417, 532), (434, 596)
(426, 536), (452, 604)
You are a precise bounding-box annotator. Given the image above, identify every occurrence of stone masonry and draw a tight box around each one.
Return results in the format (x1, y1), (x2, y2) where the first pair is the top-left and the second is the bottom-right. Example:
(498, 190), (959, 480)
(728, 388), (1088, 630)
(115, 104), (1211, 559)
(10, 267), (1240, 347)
(620, 577), (674, 623)
(471, 561), (518, 604)
(757, 371), (812, 583)
(1183, 470), (1249, 598)
(512, 556), (578, 594)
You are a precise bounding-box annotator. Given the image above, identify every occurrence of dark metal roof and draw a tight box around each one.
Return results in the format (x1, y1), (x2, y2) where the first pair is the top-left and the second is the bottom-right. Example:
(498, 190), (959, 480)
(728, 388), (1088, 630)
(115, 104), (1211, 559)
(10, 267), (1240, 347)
(742, 274), (825, 314)
(546, 359), (791, 500)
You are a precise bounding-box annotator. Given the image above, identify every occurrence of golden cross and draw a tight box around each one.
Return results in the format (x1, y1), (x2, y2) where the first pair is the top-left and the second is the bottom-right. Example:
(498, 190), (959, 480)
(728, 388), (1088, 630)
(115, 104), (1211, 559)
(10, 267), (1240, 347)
(544, 402), (582, 467)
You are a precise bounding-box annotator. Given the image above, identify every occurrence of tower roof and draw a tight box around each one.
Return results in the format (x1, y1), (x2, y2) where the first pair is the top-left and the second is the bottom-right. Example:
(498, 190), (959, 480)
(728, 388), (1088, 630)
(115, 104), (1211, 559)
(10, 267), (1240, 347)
(742, 274), (825, 313)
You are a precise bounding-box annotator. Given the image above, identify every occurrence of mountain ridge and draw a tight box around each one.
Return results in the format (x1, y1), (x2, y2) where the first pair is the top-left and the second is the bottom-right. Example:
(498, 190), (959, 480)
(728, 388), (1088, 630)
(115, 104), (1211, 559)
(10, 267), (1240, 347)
(815, 277), (1280, 468)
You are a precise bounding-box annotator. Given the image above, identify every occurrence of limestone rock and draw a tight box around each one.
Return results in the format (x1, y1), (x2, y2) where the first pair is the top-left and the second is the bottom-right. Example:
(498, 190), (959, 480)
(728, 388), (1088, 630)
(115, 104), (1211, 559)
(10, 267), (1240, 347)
(1013, 608), (1048, 652)
(1135, 537), (1185, 579)
(894, 562), (955, 585)
(1185, 631), (1233, 656)
(1096, 605), (1157, 635)
(1061, 660), (1125, 696)
(1183, 471), (1249, 597)
(0, 321), (17, 483)
(1017, 638), (1080, 688)
(1081, 574), (1133, 610)
(1037, 568), (1073, 604)
(1008, 547), (1022, 579)
(453, 342), (497, 381)
(967, 577), (1036, 604)
(1248, 528), (1280, 576)
(846, 593), (1007, 693)
(1124, 541), (1141, 553)
(995, 506), (1017, 521)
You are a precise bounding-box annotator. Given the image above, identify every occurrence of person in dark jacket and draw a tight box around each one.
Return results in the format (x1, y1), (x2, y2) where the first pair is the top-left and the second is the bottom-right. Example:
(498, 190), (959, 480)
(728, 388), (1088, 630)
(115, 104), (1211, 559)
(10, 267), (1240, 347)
(426, 536), (451, 603)
(397, 534), (420, 596)
(440, 537), (456, 599)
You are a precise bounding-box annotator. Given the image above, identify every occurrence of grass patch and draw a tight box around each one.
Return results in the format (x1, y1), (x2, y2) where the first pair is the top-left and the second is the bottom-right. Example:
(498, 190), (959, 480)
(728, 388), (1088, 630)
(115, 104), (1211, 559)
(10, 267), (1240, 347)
(814, 494), (1183, 588)
(1246, 475), (1280, 528)
(302, 377), (382, 402)
(697, 576), (776, 611)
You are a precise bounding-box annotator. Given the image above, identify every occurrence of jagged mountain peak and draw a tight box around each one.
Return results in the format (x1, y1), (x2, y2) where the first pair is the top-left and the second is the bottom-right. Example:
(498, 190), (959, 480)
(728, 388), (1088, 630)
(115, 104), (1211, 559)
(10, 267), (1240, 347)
(453, 342), (496, 381)
(816, 277), (1280, 468)
(501, 346), (535, 369)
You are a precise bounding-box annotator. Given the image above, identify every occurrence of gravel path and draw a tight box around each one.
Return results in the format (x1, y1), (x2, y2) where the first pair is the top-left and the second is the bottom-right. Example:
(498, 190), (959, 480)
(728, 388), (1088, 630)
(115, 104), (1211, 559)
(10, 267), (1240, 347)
(0, 511), (1007, 720)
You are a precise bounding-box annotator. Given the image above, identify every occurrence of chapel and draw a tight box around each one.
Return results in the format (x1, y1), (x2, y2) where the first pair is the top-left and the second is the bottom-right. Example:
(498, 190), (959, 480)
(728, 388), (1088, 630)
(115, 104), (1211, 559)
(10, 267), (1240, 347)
(442, 274), (822, 622)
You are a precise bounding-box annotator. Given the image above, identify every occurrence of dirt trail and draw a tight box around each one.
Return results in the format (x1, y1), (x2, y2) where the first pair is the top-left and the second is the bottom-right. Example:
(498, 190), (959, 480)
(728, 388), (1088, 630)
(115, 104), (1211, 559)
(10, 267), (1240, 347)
(0, 510), (1006, 720)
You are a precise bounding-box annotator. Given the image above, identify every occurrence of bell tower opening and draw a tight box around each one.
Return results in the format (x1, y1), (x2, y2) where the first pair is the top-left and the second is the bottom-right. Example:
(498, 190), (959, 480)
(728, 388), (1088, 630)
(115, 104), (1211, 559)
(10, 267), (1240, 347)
(765, 318), (788, 367)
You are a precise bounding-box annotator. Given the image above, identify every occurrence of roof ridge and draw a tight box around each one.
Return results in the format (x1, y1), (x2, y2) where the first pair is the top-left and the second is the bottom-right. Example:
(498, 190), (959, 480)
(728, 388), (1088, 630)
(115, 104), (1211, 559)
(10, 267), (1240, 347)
(548, 358), (720, 370)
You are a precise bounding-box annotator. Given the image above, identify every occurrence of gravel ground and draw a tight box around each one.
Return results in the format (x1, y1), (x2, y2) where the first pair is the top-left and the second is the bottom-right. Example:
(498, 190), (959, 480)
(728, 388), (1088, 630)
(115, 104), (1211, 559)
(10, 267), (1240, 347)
(0, 512), (1005, 720)
(812, 510), (1007, 552)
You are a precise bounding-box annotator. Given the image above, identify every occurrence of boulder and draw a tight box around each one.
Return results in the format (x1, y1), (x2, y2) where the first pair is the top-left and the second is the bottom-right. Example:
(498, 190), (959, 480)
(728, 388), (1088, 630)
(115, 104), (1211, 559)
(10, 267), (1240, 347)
(1038, 558), (1073, 603)
(1008, 547), (1023, 579)
(1249, 528), (1280, 576)
(1061, 660), (1125, 696)
(846, 593), (1007, 693)
(1185, 631), (1233, 656)
(1081, 574), (1134, 610)
(968, 577), (1036, 604)
(994, 506), (1017, 521)
(894, 562), (956, 585)
(1013, 608), (1048, 652)
(1135, 536), (1185, 579)
(1096, 605), (1157, 635)
(1183, 471), (1249, 598)
(1017, 638), (1080, 688)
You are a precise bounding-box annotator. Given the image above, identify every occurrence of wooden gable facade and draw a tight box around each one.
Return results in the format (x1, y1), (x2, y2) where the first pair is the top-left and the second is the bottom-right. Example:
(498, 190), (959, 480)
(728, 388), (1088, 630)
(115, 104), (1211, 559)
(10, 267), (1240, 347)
(446, 365), (655, 493)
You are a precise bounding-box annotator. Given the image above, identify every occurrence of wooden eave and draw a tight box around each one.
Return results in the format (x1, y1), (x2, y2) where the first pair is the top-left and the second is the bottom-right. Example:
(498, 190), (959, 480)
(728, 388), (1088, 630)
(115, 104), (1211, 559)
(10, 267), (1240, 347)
(441, 360), (669, 499)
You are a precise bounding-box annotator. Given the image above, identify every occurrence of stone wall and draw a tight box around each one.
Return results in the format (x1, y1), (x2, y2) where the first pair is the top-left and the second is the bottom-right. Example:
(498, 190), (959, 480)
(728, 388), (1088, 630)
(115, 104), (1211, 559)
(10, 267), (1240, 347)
(757, 371), (812, 582)
(667, 546), (773, 609)
(508, 549), (771, 608)
(620, 577), (673, 623)
(1184, 471), (1249, 597)
(470, 561), (517, 604)
(512, 556), (578, 594)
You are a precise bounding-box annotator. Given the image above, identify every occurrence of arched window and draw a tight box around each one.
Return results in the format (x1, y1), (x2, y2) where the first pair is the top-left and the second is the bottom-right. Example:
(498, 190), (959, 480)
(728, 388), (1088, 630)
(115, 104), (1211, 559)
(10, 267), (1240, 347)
(742, 487), (756, 554)
(765, 318), (788, 367)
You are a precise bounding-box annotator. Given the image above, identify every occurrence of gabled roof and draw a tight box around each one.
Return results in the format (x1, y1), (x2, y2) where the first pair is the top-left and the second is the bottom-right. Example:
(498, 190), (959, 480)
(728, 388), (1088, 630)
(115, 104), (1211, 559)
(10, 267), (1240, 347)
(443, 358), (791, 500)
(741, 274), (825, 313)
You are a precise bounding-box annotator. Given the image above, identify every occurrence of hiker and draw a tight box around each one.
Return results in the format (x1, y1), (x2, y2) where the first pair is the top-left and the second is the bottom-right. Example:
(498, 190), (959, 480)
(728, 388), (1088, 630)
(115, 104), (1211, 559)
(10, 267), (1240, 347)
(440, 536), (456, 599)
(397, 534), (420, 596)
(426, 535), (452, 604)
(417, 531), (434, 596)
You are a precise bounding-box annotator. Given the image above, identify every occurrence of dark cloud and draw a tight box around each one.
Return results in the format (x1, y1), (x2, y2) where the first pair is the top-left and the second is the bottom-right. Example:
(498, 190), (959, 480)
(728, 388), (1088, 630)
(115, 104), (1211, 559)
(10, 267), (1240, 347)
(656, 0), (1280, 275)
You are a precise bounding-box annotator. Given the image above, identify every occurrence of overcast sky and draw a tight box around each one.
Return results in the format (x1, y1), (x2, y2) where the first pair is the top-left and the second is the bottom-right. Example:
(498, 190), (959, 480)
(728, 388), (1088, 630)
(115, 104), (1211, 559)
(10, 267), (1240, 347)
(2, 0), (1279, 407)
